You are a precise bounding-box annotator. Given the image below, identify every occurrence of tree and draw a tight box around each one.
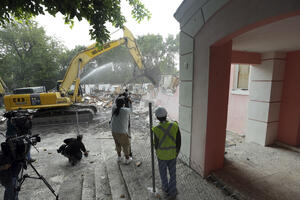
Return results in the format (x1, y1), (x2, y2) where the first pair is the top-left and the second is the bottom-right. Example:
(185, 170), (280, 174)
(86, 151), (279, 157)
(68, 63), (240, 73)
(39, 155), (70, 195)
(58, 45), (86, 79)
(137, 34), (179, 76)
(0, 21), (66, 90)
(0, 0), (151, 45)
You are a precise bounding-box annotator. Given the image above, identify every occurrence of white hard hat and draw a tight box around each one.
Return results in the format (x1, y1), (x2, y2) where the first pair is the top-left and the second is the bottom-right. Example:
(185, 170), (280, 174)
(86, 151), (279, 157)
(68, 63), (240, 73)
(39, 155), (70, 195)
(155, 107), (167, 118)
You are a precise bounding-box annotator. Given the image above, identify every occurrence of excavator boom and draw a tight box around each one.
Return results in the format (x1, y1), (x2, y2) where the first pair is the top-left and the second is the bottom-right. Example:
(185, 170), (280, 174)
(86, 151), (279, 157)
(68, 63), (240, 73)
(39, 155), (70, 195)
(60, 27), (144, 97)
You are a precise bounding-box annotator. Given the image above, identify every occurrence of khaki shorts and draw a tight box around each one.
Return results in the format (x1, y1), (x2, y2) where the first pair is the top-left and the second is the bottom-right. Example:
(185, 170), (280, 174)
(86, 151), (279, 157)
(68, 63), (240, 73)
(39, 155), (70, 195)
(112, 132), (130, 156)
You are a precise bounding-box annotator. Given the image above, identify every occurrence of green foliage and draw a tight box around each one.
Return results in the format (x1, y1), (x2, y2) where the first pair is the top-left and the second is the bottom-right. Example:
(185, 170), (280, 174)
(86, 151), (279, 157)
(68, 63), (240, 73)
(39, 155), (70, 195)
(137, 34), (179, 75)
(0, 21), (66, 90)
(0, 0), (151, 45)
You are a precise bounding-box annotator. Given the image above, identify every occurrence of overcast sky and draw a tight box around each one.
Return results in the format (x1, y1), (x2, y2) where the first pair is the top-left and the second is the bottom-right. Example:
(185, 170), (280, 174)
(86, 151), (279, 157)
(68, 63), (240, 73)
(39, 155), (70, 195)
(36, 0), (183, 49)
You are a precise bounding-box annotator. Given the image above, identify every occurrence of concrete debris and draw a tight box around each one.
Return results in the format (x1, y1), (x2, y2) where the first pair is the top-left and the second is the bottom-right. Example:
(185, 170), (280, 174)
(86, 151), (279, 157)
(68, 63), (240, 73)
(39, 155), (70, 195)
(82, 91), (143, 109)
(135, 161), (142, 167)
(160, 75), (179, 94)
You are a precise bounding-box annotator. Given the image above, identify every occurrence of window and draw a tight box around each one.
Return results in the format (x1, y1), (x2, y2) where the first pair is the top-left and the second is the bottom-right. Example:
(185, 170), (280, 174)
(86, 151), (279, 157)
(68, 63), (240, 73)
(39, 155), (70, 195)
(237, 64), (250, 90)
(232, 64), (250, 95)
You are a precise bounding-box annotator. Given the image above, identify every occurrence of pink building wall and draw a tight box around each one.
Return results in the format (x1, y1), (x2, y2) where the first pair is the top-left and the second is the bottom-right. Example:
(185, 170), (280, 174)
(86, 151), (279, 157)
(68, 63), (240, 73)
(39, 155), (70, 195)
(226, 65), (249, 135)
(277, 50), (300, 145)
(153, 64), (250, 135)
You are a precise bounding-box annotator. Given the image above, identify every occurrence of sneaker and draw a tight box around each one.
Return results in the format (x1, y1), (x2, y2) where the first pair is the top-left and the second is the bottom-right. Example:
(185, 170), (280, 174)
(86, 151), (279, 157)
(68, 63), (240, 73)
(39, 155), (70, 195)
(117, 156), (122, 162)
(124, 158), (132, 165)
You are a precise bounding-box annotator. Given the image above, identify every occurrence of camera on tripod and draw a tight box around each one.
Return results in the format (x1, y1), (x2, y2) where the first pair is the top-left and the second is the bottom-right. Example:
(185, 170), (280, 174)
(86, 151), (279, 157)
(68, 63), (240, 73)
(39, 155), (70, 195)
(1, 134), (41, 162)
(1, 110), (40, 162)
(0, 110), (58, 199)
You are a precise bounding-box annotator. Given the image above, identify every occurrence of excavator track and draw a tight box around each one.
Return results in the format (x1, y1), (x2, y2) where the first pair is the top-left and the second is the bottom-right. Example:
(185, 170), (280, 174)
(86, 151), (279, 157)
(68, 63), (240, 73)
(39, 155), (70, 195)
(32, 104), (98, 126)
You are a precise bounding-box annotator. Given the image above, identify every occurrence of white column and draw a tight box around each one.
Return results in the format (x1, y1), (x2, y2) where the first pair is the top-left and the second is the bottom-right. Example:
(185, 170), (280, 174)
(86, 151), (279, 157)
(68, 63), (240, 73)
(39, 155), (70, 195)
(246, 52), (285, 146)
(178, 31), (194, 163)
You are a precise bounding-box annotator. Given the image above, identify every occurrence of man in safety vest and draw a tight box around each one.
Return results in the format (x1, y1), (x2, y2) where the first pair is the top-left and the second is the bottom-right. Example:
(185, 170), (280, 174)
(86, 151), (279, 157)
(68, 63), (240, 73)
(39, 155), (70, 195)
(153, 107), (181, 200)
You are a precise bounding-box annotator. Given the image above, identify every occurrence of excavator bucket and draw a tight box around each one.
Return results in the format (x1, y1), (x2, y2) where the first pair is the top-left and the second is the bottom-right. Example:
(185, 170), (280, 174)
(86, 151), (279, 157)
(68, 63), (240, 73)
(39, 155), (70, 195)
(123, 27), (161, 87)
(143, 67), (161, 87)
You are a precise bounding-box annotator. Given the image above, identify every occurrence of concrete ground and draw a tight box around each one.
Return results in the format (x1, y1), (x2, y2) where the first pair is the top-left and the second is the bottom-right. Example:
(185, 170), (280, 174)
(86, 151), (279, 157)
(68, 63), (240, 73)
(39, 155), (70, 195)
(1, 105), (300, 200)
(213, 131), (300, 200)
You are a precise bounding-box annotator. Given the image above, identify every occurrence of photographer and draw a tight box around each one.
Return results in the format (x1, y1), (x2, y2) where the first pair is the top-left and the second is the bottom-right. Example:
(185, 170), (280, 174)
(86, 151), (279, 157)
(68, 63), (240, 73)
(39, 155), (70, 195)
(57, 135), (88, 166)
(117, 88), (133, 158)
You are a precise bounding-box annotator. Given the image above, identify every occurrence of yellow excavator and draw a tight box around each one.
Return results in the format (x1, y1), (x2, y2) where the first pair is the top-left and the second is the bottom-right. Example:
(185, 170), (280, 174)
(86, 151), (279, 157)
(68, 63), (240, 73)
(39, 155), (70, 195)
(4, 26), (157, 124)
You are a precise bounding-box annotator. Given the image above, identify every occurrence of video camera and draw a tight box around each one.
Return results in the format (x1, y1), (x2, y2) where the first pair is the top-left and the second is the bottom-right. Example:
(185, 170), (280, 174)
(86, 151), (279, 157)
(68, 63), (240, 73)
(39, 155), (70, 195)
(118, 89), (131, 108)
(1, 134), (41, 162)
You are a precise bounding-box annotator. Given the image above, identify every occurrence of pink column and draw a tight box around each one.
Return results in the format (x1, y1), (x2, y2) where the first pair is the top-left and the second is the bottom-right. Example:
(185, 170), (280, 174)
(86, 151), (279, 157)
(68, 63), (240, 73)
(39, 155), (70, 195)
(277, 51), (300, 145)
(203, 41), (232, 176)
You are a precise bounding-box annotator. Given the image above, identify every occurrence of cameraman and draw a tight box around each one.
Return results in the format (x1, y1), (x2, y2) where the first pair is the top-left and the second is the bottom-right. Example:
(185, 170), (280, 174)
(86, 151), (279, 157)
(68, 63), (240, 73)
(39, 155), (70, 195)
(0, 151), (22, 200)
(5, 112), (35, 163)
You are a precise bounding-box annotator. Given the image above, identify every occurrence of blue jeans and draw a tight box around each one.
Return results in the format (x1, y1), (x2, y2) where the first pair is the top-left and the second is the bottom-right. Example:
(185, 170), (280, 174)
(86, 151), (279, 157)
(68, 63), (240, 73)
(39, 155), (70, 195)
(4, 177), (18, 200)
(4, 164), (21, 200)
(157, 158), (177, 197)
(27, 145), (31, 160)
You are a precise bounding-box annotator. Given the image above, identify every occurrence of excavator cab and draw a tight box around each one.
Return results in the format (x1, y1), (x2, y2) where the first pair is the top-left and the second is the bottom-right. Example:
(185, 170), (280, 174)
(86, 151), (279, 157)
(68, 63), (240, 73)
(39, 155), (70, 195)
(68, 83), (83, 102)
(57, 80), (83, 102)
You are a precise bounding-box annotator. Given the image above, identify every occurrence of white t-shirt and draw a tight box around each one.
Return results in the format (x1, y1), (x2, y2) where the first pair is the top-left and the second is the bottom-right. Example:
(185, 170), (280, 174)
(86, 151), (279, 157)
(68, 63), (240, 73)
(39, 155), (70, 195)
(111, 104), (132, 134)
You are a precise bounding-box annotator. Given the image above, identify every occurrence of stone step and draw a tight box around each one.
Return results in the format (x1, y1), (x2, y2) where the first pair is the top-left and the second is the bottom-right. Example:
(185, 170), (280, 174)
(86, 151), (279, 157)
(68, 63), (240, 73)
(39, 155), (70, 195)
(106, 158), (130, 200)
(58, 172), (83, 200)
(95, 162), (112, 200)
(119, 162), (152, 200)
(82, 169), (95, 200)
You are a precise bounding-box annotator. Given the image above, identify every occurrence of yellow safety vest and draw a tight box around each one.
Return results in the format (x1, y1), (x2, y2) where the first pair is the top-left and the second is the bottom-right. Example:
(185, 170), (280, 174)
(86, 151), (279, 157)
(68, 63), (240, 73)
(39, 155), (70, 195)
(152, 121), (178, 160)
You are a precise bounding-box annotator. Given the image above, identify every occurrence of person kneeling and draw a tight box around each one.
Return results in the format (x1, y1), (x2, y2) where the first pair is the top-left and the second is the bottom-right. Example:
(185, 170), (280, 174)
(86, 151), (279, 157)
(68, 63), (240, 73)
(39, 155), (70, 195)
(57, 135), (88, 166)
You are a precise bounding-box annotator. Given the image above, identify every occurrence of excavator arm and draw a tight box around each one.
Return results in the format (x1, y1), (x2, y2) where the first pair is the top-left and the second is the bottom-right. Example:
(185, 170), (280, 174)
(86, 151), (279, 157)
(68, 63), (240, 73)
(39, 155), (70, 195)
(59, 26), (145, 102)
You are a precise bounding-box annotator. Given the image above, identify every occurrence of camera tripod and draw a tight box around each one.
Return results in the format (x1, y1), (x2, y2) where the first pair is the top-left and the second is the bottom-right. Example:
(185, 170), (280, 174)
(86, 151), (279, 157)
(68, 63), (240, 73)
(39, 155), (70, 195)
(17, 161), (59, 200)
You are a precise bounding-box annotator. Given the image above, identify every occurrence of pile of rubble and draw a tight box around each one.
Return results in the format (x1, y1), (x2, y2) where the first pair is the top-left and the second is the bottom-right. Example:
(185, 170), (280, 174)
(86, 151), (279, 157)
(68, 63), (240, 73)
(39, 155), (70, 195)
(83, 92), (143, 109)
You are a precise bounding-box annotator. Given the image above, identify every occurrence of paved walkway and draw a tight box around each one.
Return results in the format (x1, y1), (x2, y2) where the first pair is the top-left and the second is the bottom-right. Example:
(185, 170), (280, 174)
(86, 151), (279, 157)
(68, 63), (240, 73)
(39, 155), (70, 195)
(214, 132), (300, 200)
